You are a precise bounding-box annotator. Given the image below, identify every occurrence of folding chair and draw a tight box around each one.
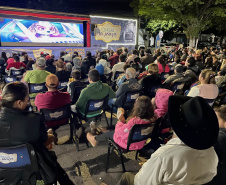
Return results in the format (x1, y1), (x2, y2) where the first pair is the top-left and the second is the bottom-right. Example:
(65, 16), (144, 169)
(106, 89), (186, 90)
(40, 104), (86, 151)
(28, 83), (47, 99)
(160, 72), (170, 82)
(0, 143), (41, 184)
(106, 122), (155, 172)
(3, 75), (17, 84)
(76, 95), (110, 128)
(171, 82), (185, 94)
(58, 81), (68, 92)
(110, 90), (140, 127)
(71, 85), (87, 104)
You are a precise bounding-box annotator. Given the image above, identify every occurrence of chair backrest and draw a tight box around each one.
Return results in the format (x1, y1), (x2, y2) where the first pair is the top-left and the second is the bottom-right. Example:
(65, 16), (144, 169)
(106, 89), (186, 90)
(0, 143), (38, 170)
(85, 95), (108, 115)
(123, 90), (140, 105)
(160, 72), (170, 81)
(28, 83), (47, 94)
(10, 69), (25, 76)
(58, 81), (68, 89)
(127, 122), (155, 151)
(3, 75), (17, 83)
(71, 85), (87, 104)
(114, 71), (124, 80)
(148, 85), (161, 98)
(171, 82), (185, 93)
(40, 104), (70, 122)
(204, 98), (215, 106)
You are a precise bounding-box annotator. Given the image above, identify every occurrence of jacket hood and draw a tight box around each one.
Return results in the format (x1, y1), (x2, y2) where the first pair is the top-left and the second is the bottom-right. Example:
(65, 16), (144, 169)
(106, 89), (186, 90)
(87, 81), (104, 93)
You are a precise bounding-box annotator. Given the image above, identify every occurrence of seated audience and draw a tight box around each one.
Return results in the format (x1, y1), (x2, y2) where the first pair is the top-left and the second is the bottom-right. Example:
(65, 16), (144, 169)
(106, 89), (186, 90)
(118, 96), (219, 185)
(87, 96), (155, 147)
(163, 64), (184, 87)
(109, 68), (141, 109)
(188, 69), (218, 105)
(6, 55), (26, 73)
(72, 52), (82, 71)
(98, 54), (111, 75)
(109, 49), (121, 67)
(55, 60), (71, 82)
(45, 58), (56, 74)
(73, 69), (115, 117)
(140, 64), (161, 97)
(0, 82), (73, 184)
(184, 56), (200, 80)
(126, 49), (138, 64)
(212, 55), (221, 72)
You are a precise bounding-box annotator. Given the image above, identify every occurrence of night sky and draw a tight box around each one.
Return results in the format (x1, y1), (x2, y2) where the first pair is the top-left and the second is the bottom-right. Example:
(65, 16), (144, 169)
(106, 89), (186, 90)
(0, 0), (135, 18)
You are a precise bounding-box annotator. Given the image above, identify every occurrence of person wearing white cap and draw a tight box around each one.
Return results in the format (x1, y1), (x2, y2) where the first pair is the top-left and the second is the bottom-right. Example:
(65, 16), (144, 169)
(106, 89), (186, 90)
(21, 57), (51, 97)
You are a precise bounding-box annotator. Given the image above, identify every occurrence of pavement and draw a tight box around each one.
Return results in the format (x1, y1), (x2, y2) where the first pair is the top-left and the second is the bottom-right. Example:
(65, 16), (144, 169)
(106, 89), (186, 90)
(53, 112), (143, 185)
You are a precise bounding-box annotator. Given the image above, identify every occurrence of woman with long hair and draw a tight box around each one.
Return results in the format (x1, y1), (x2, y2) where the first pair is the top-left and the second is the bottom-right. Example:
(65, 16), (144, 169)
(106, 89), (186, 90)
(157, 55), (170, 74)
(87, 96), (155, 150)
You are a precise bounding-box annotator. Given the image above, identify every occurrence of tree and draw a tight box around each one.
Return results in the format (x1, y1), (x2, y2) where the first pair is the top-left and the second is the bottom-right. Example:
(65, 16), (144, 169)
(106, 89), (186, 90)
(131, 0), (226, 47)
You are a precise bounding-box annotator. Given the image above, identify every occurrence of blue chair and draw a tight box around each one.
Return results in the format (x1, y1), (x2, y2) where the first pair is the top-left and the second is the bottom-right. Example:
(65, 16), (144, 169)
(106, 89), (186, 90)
(3, 75), (18, 83)
(160, 72), (170, 82)
(40, 104), (86, 151)
(106, 122), (155, 172)
(10, 68), (25, 76)
(148, 85), (161, 98)
(28, 83), (47, 99)
(0, 143), (39, 183)
(171, 82), (185, 94)
(58, 81), (68, 90)
(114, 71), (124, 81)
(110, 90), (140, 127)
(76, 95), (110, 128)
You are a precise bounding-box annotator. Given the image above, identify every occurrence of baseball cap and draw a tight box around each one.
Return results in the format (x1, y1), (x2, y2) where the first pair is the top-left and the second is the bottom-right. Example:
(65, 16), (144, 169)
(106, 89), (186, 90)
(36, 57), (46, 67)
(46, 55), (51, 60)
(175, 64), (184, 73)
(46, 74), (59, 87)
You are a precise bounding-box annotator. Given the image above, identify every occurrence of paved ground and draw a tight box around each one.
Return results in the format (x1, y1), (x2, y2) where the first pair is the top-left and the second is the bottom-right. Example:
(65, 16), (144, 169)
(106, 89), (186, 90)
(53, 112), (142, 185)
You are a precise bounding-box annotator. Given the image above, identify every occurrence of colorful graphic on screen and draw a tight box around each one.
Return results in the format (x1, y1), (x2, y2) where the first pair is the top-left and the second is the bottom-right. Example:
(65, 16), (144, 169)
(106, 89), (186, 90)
(0, 18), (84, 45)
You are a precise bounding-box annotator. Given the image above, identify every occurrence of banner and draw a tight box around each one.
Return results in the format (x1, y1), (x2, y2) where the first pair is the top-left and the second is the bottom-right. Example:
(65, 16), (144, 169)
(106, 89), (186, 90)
(91, 16), (137, 48)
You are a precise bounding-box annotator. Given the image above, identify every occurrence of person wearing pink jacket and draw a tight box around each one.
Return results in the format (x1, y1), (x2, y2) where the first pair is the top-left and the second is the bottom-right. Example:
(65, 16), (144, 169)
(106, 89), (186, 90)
(86, 96), (155, 149)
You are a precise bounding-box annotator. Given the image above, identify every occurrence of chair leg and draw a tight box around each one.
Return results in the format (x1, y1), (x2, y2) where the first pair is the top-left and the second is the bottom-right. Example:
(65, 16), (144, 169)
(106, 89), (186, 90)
(103, 111), (110, 129)
(118, 149), (126, 172)
(135, 151), (138, 160)
(110, 107), (113, 128)
(106, 142), (112, 172)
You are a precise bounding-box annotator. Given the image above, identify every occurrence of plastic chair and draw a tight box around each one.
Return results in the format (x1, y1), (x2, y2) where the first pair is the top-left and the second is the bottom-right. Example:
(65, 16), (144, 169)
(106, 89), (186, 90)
(110, 90), (140, 127)
(76, 95), (110, 128)
(106, 122), (155, 172)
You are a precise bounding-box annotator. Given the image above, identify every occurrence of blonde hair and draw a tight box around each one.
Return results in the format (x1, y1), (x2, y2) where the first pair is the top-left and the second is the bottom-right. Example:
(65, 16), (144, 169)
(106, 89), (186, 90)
(148, 63), (159, 75)
(220, 59), (226, 70)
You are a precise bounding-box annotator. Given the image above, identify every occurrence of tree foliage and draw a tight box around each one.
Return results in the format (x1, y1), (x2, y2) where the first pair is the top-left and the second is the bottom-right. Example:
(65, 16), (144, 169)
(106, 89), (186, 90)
(131, 0), (226, 39)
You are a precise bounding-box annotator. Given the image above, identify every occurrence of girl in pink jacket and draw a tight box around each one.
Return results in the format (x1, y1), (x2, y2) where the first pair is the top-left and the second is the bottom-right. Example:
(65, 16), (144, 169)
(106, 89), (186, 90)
(87, 96), (155, 150)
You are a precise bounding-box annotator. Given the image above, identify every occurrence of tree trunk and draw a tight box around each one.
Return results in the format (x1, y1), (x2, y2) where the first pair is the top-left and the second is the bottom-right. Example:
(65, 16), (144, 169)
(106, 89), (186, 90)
(195, 38), (199, 50)
(189, 36), (196, 48)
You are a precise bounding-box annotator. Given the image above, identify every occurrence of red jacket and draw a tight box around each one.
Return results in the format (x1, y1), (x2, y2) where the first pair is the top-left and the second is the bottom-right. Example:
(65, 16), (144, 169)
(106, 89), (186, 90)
(108, 54), (119, 67)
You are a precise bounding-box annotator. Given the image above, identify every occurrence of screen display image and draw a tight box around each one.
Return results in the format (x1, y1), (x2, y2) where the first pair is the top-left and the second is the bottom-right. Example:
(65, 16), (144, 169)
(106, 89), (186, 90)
(0, 18), (84, 46)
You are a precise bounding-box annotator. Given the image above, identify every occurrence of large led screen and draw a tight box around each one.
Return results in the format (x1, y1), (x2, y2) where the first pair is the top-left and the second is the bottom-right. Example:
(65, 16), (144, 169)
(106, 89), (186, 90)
(0, 18), (84, 46)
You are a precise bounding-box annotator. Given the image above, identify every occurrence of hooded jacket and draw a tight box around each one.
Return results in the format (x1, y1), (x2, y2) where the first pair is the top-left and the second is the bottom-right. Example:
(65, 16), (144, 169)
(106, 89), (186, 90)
(76, 81), (116, 116)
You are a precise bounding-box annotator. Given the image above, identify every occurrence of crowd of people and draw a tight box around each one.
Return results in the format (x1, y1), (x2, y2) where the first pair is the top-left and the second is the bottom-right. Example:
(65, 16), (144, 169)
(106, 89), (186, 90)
(0, 44), (225, 184)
